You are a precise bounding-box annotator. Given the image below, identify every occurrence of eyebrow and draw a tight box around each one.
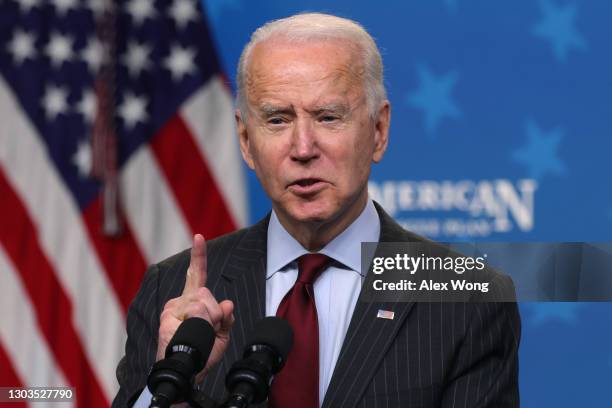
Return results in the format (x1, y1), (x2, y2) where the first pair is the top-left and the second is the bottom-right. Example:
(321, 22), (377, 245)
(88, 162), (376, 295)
(311, 103), (349, 116)
(256, 102), (351, 117)
(258, 104), (294, 116)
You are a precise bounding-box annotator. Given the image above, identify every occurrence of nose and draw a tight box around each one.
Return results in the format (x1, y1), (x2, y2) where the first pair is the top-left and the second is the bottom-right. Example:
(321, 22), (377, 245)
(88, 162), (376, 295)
(290, 118), (319, 162)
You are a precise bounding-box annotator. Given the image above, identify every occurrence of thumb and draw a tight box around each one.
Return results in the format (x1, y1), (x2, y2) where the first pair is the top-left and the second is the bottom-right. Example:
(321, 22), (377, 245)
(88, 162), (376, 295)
(218, 300), (235, 335)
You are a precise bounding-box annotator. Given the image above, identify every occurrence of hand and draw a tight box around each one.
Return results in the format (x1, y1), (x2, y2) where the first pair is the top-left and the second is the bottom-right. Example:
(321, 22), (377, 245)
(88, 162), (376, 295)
(156, 234), (235, 383)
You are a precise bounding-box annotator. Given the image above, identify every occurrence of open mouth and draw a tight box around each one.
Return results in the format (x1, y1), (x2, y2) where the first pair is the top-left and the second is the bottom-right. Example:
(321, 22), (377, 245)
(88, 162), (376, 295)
(294, 178), (320, 187)
(288, 178), (326, 194)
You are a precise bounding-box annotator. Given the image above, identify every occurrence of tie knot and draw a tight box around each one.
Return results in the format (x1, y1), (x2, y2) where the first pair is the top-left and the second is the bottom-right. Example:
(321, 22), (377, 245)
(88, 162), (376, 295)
(297, 253), (331, 284)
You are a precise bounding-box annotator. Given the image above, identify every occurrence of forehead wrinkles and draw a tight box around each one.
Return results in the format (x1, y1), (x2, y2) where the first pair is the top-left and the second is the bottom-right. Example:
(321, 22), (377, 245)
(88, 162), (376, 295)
(245, 40), (366, 106)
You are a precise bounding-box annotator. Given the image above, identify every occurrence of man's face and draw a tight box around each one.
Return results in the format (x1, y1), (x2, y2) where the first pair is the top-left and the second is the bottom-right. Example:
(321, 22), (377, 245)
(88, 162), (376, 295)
(237, 39), (389, 230)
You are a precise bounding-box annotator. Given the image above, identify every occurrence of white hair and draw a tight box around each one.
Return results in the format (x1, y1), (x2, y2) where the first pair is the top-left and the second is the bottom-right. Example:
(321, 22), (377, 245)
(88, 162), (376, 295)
(236, 12), (387, 120)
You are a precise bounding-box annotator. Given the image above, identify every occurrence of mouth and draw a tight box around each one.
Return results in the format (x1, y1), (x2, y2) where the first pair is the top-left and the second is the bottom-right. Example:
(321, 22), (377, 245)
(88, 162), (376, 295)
(287, 178), (327, 195)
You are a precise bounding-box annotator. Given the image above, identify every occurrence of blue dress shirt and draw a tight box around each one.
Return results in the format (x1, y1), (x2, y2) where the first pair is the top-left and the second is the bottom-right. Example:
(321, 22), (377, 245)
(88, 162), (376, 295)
(265, 199), (380, 406)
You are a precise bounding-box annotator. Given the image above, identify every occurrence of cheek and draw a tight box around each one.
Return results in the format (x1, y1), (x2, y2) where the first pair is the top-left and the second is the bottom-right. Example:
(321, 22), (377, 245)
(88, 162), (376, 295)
(341, 132), (374, 168)
(342, 144), (374, 188)
(250, 143), (285, 186)
(328, 147), (370, 191)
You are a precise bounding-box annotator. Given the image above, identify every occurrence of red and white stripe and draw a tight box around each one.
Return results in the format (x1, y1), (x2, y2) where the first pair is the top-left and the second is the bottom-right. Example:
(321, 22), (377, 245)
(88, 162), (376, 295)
(0, 245), (71, 408)
(0, 70), (246, 407)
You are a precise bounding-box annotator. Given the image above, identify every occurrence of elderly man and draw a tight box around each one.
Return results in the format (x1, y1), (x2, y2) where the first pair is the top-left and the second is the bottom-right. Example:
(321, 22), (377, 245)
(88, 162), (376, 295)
(114, 13), (520, 408)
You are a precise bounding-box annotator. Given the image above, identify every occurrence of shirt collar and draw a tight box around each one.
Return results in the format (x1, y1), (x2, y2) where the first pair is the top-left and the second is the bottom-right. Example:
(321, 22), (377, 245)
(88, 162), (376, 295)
(266, 199), (380, 278)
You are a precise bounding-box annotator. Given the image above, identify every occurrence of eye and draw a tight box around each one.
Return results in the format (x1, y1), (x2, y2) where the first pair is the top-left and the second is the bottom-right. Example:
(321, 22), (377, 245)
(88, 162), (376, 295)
(319, 115), (339, 123)
(267, 117), (286, 125)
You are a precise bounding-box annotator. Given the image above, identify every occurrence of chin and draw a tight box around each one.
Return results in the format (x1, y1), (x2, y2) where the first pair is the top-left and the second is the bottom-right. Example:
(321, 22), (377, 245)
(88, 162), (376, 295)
(285, 200), (337, 224)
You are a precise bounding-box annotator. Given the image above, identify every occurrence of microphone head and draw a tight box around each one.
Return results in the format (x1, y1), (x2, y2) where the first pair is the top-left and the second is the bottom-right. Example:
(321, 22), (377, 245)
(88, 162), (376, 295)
(166, 317), (215, 370)
(246, 317), (293, 362)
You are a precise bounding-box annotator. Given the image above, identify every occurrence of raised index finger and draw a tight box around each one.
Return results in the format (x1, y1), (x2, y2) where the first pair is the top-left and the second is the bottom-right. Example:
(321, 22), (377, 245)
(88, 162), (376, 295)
(183, 234), (207, 294)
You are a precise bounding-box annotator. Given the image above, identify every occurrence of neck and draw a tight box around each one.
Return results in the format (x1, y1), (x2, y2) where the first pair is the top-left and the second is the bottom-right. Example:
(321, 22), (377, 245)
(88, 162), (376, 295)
(275, 192), (369, 252)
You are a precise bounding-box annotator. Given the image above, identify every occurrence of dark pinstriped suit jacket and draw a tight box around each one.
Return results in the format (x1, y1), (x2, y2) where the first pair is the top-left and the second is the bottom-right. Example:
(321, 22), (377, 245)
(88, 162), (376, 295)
(113, 203), (520, 407)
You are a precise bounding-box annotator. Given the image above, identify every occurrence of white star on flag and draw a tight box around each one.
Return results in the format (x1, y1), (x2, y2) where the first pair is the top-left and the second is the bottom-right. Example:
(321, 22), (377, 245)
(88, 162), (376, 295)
(81, 37), (105, 74)
(87, 0), (109, 18)
(42, 84), (69, 121)
(72, 139), (93, 177)
(169, 0), (198, 30)
(76, 89), (97, 124)
(15, 0), (40, 13)
(118, 92), (148, 130)
(164, 44), (196, 81)
(45, 32), (74, 68)
(7, 29), (36, 65)
(122, 41), (152, 77)
(51, 0), (78, 16)
(125, 0), (157, 26)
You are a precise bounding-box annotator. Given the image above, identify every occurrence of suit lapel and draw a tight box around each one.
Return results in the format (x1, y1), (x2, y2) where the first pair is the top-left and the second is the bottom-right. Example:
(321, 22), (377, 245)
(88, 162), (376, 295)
(195, 216), (270, 405)
(322, 203), (419, 408)
(219, 216), (269, 365)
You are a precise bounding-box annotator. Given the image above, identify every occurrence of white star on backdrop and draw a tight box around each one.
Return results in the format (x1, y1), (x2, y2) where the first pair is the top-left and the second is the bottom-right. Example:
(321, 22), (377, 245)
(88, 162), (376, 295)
(7, 29), (36, 65)
(125, 0), (157, 26)
(81, 36), (104, 74)
(512, 120), (567, 180)
(51, 0), (78, 16)
(164, 44), (196, 81)
(42, 84), (69, 121)
(45, 32), (74, 68)
(72, 139), (93, 178)
(76, 90), (97, 124)
(405, 65), (461, 136)
(122, 41), (152, 77)
(532, 0), (586, 62)
(15, 0), (40, 14)
(169, 0), (198, 30)
(118, 92), (148, 130)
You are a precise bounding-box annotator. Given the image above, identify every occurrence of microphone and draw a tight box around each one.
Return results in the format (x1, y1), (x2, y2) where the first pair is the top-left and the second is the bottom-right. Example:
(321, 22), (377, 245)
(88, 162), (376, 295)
(223, 317), (293, 408)
(147, 317), (215, 408)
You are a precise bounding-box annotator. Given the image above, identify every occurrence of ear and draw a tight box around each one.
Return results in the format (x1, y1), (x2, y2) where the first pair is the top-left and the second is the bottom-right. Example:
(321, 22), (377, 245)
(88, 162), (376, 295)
(372, 101), (390, 163)
(236, 109), (255, 170)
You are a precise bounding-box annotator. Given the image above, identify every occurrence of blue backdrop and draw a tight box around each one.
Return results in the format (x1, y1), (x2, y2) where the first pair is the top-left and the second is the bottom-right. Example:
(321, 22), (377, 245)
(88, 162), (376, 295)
(201, 1), (612, 405)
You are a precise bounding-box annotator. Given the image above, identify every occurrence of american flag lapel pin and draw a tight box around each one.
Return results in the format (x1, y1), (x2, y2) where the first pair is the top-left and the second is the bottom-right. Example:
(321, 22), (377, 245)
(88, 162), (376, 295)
(377, 309), (395, 320)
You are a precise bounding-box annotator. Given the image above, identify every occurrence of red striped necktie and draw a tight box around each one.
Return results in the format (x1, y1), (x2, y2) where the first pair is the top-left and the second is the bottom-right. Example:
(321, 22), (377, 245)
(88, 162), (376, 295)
(269, 253), (332, 408)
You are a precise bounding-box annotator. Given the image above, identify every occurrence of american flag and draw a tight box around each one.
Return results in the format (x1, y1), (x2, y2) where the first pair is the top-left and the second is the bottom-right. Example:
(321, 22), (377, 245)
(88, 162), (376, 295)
(0, 0), (246, 406)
